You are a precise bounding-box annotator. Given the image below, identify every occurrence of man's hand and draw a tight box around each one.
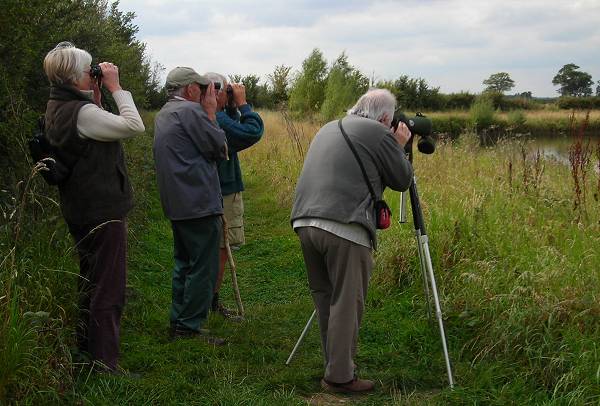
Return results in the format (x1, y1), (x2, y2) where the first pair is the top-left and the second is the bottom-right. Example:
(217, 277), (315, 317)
(201, 82), (218, 122)
(231, 83), (247, 106)
(394, 121), (412, 147)
(98, 62), (122, 93)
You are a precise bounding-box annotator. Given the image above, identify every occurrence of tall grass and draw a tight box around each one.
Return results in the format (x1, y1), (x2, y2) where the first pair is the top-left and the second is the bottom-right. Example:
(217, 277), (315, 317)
(0, 112), (157, 402)
(243, 110), (600, 403)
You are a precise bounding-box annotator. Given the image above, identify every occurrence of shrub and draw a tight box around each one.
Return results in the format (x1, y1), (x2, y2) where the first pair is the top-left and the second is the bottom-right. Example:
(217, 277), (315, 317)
(470, 95), (496, 131)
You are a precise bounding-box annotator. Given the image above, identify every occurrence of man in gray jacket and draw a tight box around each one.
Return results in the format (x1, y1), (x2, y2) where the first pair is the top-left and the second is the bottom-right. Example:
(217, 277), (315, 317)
(154, 67), (227, 344)
(291, 88), (413, 393)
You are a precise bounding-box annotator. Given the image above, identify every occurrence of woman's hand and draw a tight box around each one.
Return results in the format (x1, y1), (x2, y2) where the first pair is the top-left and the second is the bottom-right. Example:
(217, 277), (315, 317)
(99, 62), (122, 93)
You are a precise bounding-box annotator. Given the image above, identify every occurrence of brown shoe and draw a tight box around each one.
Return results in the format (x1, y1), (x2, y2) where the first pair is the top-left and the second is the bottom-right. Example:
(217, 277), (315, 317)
(321, 377), (375, 394)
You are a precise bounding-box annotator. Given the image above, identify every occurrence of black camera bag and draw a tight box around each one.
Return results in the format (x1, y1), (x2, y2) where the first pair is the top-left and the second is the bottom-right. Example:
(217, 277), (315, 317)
(28, 116), (71, 185)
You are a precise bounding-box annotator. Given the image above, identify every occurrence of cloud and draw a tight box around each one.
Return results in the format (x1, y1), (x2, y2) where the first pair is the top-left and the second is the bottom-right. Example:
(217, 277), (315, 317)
(116, 0), (600, 96)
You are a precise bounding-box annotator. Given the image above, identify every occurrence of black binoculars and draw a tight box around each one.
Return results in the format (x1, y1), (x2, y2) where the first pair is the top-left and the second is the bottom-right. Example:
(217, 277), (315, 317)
(90, 64), (102, 79)
(214, 82), (235, 107)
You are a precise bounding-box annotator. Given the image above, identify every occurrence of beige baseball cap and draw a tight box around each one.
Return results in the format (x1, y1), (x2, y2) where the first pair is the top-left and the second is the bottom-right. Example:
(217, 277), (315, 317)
(165, 67), (210, 90)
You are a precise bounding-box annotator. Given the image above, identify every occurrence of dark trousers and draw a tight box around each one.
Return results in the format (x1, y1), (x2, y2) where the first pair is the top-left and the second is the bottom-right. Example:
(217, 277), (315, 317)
(68, 219), (127, 370)
(170, 215), (222, 332)
(297, 227), (373, 383)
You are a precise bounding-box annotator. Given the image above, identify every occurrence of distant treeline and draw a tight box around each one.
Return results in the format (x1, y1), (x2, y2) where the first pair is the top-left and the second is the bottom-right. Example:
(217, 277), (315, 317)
(231, 48), (600, 119)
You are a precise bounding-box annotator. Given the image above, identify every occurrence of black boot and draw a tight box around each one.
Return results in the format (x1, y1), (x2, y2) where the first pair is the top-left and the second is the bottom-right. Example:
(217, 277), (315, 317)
(211, 292), (219, 312)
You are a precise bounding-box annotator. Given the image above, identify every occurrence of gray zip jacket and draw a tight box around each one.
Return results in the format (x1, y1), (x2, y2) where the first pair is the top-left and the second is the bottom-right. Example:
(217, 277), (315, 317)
(154, 99), (227, 220)
(290, 115), (413, 248)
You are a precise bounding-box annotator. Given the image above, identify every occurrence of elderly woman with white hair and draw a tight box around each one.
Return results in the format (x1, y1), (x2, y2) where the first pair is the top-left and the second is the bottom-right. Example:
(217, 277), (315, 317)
(291, 88), (413, 393)
(43, 41), (144, 373)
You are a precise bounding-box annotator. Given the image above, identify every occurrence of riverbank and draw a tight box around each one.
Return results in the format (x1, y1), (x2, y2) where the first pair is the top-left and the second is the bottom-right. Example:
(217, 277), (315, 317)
(1, 110), (599, 404)
(427, 109), (600, 139)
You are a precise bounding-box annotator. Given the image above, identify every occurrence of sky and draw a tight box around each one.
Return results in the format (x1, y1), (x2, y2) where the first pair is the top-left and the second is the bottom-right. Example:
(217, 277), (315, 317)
(115, 0), (600, 97)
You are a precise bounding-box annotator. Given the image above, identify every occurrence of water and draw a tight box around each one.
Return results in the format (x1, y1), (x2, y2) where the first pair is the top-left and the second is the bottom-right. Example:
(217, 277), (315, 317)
(525, 134), (600, 172)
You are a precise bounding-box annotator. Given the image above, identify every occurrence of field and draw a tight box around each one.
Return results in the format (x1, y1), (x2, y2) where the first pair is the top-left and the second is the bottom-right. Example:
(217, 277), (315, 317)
(1, 110), (600, 404)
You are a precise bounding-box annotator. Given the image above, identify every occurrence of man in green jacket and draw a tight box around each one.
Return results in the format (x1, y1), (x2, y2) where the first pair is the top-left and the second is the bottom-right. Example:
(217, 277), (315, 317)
(204, 72), (264, 318)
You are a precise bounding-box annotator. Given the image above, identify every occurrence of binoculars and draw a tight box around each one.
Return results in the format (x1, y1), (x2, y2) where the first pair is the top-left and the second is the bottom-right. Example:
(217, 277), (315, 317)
(391, 112), (436, 154)
(214, 82), (235, 106)
(90, 64), (103, 79)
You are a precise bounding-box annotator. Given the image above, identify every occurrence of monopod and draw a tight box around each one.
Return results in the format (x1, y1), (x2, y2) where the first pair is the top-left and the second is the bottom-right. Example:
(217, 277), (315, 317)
(285, 128), (455, 389)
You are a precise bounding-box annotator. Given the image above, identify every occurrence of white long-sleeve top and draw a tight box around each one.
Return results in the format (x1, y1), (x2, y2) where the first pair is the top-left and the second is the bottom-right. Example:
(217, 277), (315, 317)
(77, 90), (145, 141)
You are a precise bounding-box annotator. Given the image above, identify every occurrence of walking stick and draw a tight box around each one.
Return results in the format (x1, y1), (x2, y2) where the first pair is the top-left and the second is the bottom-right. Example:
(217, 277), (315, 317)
(222, 215), (245, 317)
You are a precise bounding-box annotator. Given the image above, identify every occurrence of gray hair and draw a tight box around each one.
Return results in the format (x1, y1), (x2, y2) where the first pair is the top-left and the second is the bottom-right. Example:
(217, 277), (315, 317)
(43, 42), (92, 85)
(204, 72), (227, 89)
(167, 86), (187, 98)
(347, 88), (396, 122)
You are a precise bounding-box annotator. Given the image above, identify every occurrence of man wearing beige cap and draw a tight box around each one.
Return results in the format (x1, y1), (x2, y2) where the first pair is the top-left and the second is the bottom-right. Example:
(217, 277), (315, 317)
(153, 67), (228, 344)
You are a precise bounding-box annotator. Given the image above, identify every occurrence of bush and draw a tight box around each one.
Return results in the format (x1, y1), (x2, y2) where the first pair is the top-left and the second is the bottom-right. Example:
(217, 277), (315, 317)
(470, 95), (496, 131)
(557, 96), (600, 109)
(442, 92), (476, 110)
(506, 110), (527, 130)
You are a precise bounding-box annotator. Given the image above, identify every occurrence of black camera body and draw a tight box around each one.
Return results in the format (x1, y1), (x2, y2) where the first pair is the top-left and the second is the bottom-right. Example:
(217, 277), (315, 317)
(391, 112), (436, 154)
(90, 64), (102, 79)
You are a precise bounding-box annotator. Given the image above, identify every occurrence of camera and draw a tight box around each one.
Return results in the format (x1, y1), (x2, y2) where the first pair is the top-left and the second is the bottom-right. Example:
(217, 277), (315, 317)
(90, 64), (102, 79)
(391, 112), (436, 154)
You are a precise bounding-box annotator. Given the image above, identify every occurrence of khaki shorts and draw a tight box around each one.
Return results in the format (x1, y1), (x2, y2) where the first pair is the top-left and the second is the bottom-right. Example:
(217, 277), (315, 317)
(220, 192), (245, 248)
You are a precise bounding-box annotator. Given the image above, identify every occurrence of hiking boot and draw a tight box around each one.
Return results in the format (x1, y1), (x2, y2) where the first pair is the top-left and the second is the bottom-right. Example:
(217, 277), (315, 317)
(212, 293), (244, 322)
(320, 377), (375, 394)
(215, 302), (245, 322)
(172, 327), (227, 346)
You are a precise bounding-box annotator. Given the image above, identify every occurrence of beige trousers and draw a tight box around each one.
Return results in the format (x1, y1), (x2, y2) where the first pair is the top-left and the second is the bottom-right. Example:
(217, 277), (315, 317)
(296, 226), (373, 383)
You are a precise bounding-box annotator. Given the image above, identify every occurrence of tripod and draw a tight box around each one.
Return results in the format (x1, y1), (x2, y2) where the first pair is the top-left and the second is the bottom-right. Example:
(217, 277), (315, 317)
(285, 136), (455, 389)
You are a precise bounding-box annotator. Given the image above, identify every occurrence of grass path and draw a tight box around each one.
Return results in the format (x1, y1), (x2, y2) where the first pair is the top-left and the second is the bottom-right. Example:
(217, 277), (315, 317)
(69, 165), (455, 405)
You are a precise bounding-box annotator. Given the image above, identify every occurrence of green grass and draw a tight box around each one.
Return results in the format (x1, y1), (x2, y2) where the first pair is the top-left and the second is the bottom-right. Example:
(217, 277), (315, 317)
(2, 110), (600, 404)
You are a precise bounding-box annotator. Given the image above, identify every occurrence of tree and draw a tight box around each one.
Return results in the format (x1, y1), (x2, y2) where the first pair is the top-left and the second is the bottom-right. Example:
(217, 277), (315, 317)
(267, 64), (292, 107)
(596, 80), (600, 97)
(376, 75), (443, 110)
(288, 48), (328, 115)
(241, 74), (261, 106)
(552, 64), (593, 97)
(482, 72), (515, 94)
(320, 53), (369, 120)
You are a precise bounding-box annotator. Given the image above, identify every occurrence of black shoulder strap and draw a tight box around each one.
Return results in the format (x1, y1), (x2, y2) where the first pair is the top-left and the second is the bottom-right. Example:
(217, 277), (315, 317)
(338, 118), (377, 202)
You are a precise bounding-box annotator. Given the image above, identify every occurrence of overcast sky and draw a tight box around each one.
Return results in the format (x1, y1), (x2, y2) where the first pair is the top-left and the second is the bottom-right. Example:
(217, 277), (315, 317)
(115, 0), (600, 97)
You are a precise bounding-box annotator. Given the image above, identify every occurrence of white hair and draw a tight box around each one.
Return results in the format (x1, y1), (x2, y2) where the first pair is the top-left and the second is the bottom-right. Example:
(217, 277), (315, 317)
(43, 42), (92, 85)
(167, 86), (186, 98)
(347, 88), (396, 122)
(203, 72), (227, 89)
